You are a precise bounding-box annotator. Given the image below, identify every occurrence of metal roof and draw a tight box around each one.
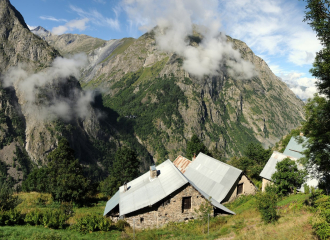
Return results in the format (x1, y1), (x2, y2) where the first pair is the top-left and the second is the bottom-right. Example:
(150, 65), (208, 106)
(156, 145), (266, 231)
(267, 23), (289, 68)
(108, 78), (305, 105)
(119, 159), (188, 216)
(173, 155), (192, 173)
(283, 136), (307, 159)
(259, 151), (297, 180)
(184, 153), (242, 203)
(103, 190), (120, 216)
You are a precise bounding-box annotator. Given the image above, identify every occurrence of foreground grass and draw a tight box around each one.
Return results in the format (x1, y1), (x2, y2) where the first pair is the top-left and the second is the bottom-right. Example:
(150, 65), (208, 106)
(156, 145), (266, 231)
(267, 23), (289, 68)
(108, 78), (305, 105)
(1, 192), (317, 240)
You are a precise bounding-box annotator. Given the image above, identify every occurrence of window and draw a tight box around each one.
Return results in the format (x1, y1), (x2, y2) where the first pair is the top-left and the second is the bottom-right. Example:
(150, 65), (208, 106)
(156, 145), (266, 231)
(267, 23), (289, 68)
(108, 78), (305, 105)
(182, 197), (191, 212)
(140, 217), (144, 223)
(237, 183), (243, 195)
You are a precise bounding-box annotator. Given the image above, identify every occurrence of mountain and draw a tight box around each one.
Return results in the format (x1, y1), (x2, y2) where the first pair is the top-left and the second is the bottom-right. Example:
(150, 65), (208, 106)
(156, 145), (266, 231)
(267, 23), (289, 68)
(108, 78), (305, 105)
(0, 0), (152, 187)
(31, 26), (106, 57)
(33, 27), (305, 161)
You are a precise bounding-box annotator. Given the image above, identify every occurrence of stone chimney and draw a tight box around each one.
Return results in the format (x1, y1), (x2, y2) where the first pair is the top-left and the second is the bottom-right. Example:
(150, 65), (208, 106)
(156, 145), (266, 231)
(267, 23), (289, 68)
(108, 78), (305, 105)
(192, 153), (196, 161)
(150, 165), (157, 179)
(124, 182), (127, 192)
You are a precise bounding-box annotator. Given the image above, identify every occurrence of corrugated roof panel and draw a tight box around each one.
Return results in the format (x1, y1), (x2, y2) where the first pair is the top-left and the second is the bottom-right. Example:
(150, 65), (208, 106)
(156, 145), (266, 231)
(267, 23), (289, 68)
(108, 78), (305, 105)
(184, 153), (242, 203)
(173, 155), (192, 173)
(119, 159), (188, 216)
(103, 190), (120, 216)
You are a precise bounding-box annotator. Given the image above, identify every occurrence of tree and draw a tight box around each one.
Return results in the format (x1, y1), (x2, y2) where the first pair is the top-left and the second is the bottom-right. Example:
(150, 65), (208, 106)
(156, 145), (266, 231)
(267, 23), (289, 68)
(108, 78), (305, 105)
(100, 147), (140, 196)
(271, 158), (307, 196)
(0, 182), (20, 211)
(228, 142), (272, 180)
(301, 95), (330, 191)
(186, 134), (209, 159)
(304, 0), (330, 97)
(47, 138), (90, 203)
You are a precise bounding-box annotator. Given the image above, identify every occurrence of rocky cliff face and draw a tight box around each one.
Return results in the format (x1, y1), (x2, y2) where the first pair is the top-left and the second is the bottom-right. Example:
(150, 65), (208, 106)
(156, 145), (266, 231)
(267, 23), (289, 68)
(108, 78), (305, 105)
(0, 0), (153, 186)
(36, 28), (304, 161)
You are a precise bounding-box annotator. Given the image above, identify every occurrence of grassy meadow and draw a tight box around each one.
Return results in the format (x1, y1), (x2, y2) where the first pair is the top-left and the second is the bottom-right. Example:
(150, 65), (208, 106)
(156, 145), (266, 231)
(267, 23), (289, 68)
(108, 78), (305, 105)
(0, 192), (317, 240)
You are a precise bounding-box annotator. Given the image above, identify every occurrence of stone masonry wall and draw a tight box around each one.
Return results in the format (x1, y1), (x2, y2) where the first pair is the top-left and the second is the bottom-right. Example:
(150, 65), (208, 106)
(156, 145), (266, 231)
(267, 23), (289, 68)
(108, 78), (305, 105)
(224, 174), (257, 203)
(123, 184), (210, 229)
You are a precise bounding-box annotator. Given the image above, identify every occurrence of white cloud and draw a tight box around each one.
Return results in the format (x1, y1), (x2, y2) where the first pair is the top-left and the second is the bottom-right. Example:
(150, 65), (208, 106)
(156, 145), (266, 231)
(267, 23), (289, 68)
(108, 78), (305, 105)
(219, 0), (322, 66)
(27, 24), (37, 30)
(279, 72), (319, 100)
(2, 54), (95, 121)
(70, 5), (120, 31)
(52, 18), (89, 35)
(40, 16), (67, 22)
(122, 0), (256, 79)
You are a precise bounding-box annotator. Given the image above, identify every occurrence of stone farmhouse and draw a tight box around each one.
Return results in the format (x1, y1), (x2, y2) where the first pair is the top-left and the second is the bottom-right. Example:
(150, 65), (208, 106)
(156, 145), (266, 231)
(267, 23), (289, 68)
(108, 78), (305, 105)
(260, 136), (319, 192)
(103, 153), (257, 229)
(173, 153), (257, 204)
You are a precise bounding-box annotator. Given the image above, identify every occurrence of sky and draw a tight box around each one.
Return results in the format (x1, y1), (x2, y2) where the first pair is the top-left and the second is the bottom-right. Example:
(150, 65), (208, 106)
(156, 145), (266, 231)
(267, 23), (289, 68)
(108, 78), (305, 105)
(11, 0), (322, 100)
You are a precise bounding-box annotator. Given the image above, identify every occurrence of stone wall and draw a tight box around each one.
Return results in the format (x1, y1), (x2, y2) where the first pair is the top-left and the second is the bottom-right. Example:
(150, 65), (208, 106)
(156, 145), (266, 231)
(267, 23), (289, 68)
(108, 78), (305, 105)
(121, 183), (211, 229)
(223, 174), (257, 203)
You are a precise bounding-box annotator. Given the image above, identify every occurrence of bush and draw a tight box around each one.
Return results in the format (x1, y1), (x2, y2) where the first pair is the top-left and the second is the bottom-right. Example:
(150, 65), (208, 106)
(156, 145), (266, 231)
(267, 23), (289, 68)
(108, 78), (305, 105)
(256, 192), (278, 224)
(42, 209), (68, 229)
(72, 214), (113, 233)
(0, 209), (23, 226)
(115, 219), (130, 231)
(24, 209), (43, 225)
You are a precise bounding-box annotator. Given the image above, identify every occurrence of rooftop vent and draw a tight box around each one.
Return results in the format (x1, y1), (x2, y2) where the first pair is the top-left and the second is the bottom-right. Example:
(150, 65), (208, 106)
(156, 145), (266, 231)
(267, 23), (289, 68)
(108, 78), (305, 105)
(150, 165), (157, 179)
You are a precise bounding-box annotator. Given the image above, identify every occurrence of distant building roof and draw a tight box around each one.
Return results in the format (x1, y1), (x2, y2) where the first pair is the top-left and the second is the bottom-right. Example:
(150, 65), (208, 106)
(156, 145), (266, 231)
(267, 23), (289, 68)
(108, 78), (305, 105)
(184, 153), (242, 203)
(259, 151), (297, 181)
(104, 159), (236, 216)
(283, 136), (307, 159)
(173, 155), (192, 173)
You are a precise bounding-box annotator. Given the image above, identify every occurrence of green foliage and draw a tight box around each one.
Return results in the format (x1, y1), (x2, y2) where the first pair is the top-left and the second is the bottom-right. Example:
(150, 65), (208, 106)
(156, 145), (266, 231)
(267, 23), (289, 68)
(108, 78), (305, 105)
(194, 197), (213, 222)
(300, 95), (330, 191)
(21, 168), (50, 193)
(271, 158), (307, 196)
(47, 138), (90, 203)
(304, 0), (330, 97)
(186, 134), (209, 159)
(0, 182), (20, 211)
(304, 184), (310, 194)
(72, 214), (113, 233)
(13, 146), (33, 179)
(0, 209), (23, 226)
(100, 147), (139, 196)
(228, 142), (271, 180)
(23, 138), (90, 204)
(307, 189), (330, 239)
(255, 191), (278, 224)
(115, 219), (130, 231)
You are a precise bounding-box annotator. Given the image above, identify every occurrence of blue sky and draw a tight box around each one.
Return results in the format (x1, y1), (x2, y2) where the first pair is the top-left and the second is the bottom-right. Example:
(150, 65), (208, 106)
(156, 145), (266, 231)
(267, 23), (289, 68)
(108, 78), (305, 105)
(11, 0), (322, 100)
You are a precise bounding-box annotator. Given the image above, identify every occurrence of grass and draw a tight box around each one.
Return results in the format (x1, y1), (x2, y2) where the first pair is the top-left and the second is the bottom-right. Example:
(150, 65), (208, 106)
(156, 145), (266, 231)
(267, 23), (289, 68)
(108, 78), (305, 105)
(2, 192), (317, 239)
(101, 38), (135, 64)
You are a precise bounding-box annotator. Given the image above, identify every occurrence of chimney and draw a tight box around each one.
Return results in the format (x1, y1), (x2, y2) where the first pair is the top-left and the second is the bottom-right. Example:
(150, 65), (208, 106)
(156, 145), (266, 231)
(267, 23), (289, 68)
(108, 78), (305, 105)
(192, 153), (196, 161)
(124, 182), (127, 192)
(150, 165), (157, 179)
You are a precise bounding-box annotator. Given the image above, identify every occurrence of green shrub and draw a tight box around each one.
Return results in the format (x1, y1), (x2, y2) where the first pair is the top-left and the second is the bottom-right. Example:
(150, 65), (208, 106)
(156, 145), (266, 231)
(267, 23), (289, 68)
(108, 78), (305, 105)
(115, 219), (130, 231)
(72, 214), (113, 233)
(256, 192), (278, 224)
(42, 209), (68, 229)
(304, 184), (310, 194)
(0, 209), (23, 226)
(24, 209), (43, 225)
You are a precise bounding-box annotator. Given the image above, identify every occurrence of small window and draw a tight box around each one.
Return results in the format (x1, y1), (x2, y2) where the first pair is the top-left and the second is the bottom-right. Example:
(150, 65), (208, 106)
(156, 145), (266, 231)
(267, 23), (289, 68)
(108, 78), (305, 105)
(237, 183), (244, 195)
(140, 217), (144, 223)
(182, 197), (191, 212)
